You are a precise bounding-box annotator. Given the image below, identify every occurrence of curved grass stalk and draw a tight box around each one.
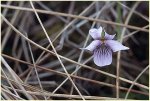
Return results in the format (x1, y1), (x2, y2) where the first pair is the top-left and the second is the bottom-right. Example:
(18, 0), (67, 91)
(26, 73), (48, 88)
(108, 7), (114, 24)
(2, 54), (149, 96)
(70, 1), (113, 95)
(123, 25), (149, 39)
(118, 2), (149, 22)
(1, 4), (148, 32)
(1, 68), (20, 97)
(116, 2), (140, 98)
(125, 65), (149, 99)
(1, 15), (148, 91)
(1, 88), (25, 100)
(1, 57), (34, 99)
(2, 85), (121, 100)
(24, 30), (47, 99)
(29, 1), (85, 100)
(1, 2), (24, 50)
(1, 1), (12, 24)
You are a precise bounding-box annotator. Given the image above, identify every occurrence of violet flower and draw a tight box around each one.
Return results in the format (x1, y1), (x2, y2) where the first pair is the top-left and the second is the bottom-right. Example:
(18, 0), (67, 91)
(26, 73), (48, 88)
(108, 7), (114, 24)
(82, 27), (129, 67)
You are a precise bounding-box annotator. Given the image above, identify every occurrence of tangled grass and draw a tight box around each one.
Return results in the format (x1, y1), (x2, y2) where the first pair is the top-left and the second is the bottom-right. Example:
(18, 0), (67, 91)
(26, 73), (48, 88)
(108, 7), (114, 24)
(1, 1), (149, 100)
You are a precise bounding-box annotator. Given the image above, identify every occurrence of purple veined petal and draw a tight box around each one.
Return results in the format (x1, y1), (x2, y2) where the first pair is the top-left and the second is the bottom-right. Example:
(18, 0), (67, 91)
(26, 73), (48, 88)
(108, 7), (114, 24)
(93, 46), (112, 66)
(104, 31), (116, 40)
(105, 40), (129, 52)
(89, 27), (102, 39)
(82, 40), (101, 51)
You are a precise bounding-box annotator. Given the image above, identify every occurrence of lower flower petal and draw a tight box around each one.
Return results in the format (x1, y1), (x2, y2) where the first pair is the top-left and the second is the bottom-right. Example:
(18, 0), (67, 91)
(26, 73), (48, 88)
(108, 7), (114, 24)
(93, 46), (112, 66)
(105, 40), (129, 52)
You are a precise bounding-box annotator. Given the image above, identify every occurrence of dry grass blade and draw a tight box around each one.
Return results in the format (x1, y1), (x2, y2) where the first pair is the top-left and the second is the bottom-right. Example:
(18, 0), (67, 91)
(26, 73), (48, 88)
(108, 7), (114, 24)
(118, 2), (149, 22)
(50, 1), (96, 44)
(1, 68), (20, 97)
(1, 14), (148, 91)
(2, 79), (126, 100)
(116, 1), (140, 98)
(1, 1), (12, 24)
(33, 1), (93, 64)
(1, 2), (24, 50)
(2, 54), (149, 97)
(23, 31), (47, 99)
(1, 57), (34, 99)
(1, 88), (25, 100)
(69, 1), (112, 95)
(2, 86), (120, 100)
(1, 1), (148, 99)
(1, 4), (149, 32)
(125, 65), (149, 99)
(29, 1), (85, 100)
(2, 75), (121, 100)
(123, 25), (149, 39)
(47, 1), (97, 98)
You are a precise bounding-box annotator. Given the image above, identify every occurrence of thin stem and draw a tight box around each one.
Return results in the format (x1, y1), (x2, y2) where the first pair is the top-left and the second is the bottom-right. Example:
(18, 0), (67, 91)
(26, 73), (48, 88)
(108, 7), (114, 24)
(116, 2), (140, 99)
(1, 4), (148, 32)
(1, 68), (20, 97)
(29, 1), (85, 100)
(24, 30), (47, 99)
(2, 53), (149, 96)
(1, 15), (148, 90)
(118, 2), (149, 22)
(125, 65), (149, 99)
(1, 2), (24, 50)
(1, 57), (34, 99)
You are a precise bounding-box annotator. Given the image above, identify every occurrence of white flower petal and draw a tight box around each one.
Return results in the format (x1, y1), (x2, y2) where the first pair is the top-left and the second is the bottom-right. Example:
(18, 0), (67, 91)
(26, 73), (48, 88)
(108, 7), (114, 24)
(81, 40), (101, 51)
(89, 27), (102, 39)
(105, 40), (129, 52)
(104, 31), (116, 40)
(93, 46), (112, 67)
(98, 27), (102, 35)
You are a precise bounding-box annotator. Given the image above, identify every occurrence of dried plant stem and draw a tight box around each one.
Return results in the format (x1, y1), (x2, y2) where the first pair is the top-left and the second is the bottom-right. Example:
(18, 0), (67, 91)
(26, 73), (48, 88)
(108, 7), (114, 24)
(1, 4), (148, 32)
(123, 25), (149, 39)
(1, 1), (12, 24)
(116, 2), (140, 99)
(2, 53), (149, 96)
(2, 85), (120, 100)
(35, 1), (95, 66)
(24, 31), (47, 99)
(70, 1), (112, 95)
(1, 68), (20, 97)
(49, 56), (92, 99)
(29, 1), (85, 100)
(1, 57), (34, 99)
(1, 2), (24, 50)
(125, 65), (149, 99)
(29, 1), (94, 65)
(1, 88), (25, 100)
(46, 1), (96, 97)
(1, 15), (148, 91)
(1, 1), (149, 100)
(118, 2), (149, 22)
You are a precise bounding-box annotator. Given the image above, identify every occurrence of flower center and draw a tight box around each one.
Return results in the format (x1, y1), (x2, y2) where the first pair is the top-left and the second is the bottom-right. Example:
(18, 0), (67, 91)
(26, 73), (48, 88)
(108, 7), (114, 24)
(95, 42), (106, 51)
(100, 38), (105, 44)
